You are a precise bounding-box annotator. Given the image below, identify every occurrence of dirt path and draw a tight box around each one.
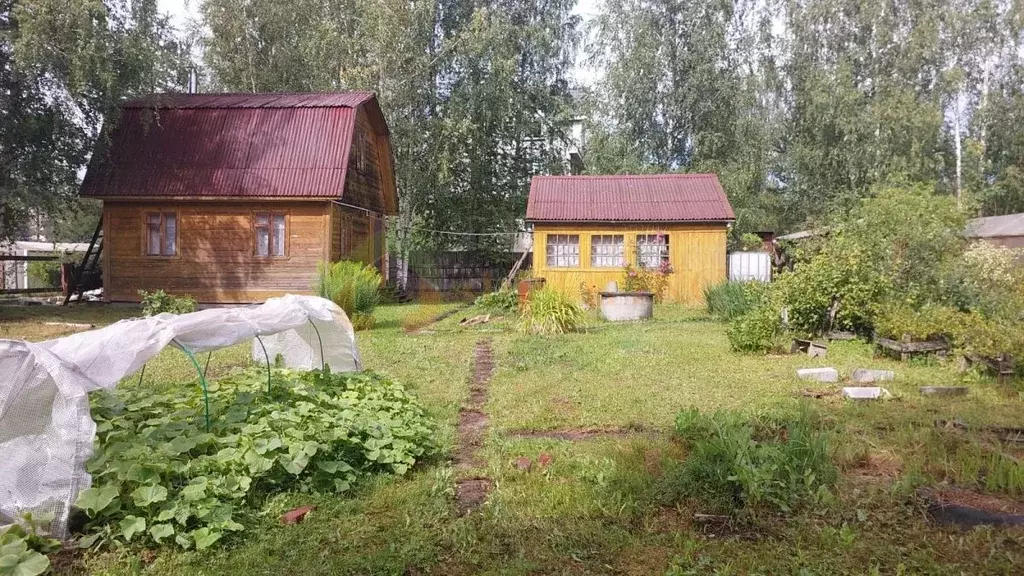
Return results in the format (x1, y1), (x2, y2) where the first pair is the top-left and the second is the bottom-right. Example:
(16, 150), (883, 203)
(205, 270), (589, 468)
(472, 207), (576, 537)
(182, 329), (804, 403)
(454, 339), (494, 515)
(506, 426), (656, 441)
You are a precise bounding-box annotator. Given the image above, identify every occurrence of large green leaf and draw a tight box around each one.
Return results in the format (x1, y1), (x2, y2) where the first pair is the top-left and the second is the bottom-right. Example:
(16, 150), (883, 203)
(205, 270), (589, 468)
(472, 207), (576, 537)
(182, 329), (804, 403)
(0, 550), (50, 576)
(148, 523), (174, 544)
(118, 515), (146, 542)
(131, 484), (168, 507)
(190, 528), (222, 550)
(280, 453), (309, 475)
(181, 482), (207, 502)
(75, 485), (120, 517)
(0, 538), (26, 558)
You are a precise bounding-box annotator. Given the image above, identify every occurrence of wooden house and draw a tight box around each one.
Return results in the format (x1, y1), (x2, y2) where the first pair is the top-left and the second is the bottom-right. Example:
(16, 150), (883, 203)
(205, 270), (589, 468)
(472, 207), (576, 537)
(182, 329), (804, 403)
(526, 174), (734, 304)
(80, 92), (397, 303)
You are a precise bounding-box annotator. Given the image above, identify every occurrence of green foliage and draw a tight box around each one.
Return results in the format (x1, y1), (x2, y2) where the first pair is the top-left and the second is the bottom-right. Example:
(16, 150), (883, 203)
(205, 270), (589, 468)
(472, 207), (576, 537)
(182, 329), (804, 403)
(672, 409), (837, 517)
(703, 281), (763, 321)
(474, 288), (518, 313)
(202, 0), (577, 260)
(2, 0), (192, 242)
(26, 261), (59, 288)
(738, 233), (764, 251)
(776, 184), (966, 335)
(27, 254), (81, 288)
(77, 367), (436, 550)
(0, 513), (61, 576)
(138, 290), (198, 316)
(313, 261), (382, 329)
(516, 288), (584, 335)
(726, 298), (784, 353)
(953, 314), (1024, 361)
(873, 303), (960, 342)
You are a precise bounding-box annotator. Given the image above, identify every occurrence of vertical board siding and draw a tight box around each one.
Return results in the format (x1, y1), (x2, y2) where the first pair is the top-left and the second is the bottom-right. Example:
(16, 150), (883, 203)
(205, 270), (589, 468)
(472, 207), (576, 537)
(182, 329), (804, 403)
(532, 223), (727, 304)
(103, 200), (331, 303)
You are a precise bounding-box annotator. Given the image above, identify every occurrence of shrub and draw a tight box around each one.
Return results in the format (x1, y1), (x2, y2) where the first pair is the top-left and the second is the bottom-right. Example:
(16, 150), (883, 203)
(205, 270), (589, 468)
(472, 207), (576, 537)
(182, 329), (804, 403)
(672, 408), (837, 516)
(873, 302), (961, 342)
(313, 261), (382, 329)
(76, 367), (436, 550)
(474, 288), (518, 313)
(952, 313), (1024, 361)
(517, 288), (585, 334)
(726, 296), (784, 353)
(27, 252), (83, 288)
(774, 184), (966, 335)
(738, 232), (764, 251)
(139, 290), (198, 316)
(704, 281), (762, 321)
(27, 260), (61, 287)
(949, 242), (1024, 319)
(620, 262), (673, 302)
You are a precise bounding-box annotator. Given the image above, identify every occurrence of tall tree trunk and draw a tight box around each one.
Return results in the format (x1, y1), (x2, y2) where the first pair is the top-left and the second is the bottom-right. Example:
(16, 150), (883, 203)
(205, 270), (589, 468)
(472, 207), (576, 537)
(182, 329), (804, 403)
(954, 91), (963, 207)
(395, 200), (413, 291)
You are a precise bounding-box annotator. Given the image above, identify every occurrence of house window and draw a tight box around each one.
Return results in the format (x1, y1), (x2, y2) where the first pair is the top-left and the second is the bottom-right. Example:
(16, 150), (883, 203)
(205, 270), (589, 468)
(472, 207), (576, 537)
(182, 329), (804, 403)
(255, 213), (287, 256)
(145, 212), (177, 256)
(637, 233), (670, 268)
(545, 234), (579, 267)
(590, 235), (625, 267)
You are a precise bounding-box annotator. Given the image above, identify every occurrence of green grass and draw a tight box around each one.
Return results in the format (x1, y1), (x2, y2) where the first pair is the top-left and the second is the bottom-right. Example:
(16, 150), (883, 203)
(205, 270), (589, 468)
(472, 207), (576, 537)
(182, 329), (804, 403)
(2, 301), (1023, 574)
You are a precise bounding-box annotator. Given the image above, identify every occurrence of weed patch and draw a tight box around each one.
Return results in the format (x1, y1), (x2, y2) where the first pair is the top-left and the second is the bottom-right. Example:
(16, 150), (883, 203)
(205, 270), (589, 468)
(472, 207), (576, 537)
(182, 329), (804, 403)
(670, 408), (838, 517)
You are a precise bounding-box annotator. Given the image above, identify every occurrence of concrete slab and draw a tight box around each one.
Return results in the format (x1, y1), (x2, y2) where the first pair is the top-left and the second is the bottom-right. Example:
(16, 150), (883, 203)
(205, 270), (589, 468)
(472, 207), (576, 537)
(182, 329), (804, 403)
(851, 369), (895, 383)
(797, 367), (839, 382)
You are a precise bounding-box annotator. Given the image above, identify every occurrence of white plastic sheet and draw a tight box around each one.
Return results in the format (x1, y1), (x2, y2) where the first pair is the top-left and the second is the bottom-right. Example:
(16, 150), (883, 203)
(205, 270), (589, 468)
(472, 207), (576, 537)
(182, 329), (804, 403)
(0, 295), (360, 537)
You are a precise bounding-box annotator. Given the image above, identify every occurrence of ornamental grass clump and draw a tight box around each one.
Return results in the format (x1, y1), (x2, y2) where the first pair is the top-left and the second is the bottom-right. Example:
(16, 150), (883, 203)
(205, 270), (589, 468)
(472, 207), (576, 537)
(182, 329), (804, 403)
(516, 287), (585, 334)
(704, 281), (762, 321)
(313, 260), (382, 329)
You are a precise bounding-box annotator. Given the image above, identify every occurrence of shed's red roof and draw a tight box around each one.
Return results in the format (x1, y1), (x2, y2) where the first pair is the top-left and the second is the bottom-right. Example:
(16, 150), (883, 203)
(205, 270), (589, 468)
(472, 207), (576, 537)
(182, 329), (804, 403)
(81, 92), (388, 199)
(526, 174), (735, 222)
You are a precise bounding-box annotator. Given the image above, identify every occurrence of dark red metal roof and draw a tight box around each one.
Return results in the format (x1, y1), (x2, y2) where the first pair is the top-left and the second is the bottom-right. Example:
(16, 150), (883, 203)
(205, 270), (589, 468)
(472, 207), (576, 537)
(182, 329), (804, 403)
(122, 92), (376, 109)
(81, 92), (384, 199)
(526, 174), (735, 222)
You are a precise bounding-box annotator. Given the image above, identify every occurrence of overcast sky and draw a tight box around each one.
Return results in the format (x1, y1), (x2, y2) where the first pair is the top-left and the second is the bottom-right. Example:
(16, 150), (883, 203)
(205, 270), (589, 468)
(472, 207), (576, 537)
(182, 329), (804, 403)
(155, 0), (601, 85)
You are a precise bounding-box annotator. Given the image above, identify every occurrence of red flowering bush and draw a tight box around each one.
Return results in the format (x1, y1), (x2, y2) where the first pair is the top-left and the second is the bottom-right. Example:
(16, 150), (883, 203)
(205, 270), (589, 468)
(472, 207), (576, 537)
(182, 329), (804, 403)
(620, 263), (673, 302)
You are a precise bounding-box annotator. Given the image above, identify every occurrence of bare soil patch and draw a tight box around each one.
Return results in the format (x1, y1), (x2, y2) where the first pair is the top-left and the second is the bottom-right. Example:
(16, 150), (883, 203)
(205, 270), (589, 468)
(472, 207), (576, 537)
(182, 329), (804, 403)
(454, 339), (495, 514)
(507, 426), (655, 441)
(455, 477), (493, 516)
(927, 487), (1024, 515)
(848, 451), (902, 482)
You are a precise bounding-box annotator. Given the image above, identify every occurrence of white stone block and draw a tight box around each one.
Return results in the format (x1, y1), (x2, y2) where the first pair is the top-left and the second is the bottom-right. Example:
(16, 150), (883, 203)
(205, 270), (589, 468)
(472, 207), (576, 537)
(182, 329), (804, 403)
(851, 369), (895, 383)
(796, 367), (839, 382)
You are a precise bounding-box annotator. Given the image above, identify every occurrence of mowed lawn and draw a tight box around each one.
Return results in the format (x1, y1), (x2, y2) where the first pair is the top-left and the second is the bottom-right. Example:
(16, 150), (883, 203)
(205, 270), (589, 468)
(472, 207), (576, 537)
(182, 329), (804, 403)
(2, 302), (1023, 574)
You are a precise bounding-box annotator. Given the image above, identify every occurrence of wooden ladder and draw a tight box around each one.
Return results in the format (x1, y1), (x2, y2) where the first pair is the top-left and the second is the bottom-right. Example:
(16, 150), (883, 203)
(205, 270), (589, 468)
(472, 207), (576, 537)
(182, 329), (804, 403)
(63, 217), (103, 305)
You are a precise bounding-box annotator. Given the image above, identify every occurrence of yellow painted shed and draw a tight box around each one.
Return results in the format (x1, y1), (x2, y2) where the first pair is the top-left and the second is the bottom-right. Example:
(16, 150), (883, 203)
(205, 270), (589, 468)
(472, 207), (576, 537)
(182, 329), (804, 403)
(526, 174), (734, 304)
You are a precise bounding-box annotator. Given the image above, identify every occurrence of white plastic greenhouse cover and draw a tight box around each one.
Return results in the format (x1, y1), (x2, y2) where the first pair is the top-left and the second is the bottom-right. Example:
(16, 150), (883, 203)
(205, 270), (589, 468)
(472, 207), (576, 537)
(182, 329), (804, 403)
(0, 295), (360, 538)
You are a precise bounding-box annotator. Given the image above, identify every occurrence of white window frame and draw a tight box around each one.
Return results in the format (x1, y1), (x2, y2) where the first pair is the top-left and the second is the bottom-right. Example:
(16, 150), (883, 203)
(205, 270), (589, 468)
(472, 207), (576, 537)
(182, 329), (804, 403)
(590, 234), (625, 268)
(545, 234), (580, 268)
(637, 233), (670, 268)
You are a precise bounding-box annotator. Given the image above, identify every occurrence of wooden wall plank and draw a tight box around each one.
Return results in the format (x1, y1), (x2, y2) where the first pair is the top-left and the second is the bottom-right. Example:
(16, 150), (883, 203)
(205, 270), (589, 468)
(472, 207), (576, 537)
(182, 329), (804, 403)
(103, 200), (331, 303)
(531, 223), (727, 304)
